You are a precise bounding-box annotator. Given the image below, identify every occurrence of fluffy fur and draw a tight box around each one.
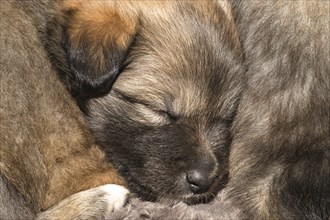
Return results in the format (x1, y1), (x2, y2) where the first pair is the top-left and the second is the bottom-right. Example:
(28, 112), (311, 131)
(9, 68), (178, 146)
(0, 1), (125, 219)
(38, 184), (129, 220)
(44, 0), (244, 205)
(110, 190), (245, 220)
(2, 0), (326, 219)
(227, 1), (330, 219)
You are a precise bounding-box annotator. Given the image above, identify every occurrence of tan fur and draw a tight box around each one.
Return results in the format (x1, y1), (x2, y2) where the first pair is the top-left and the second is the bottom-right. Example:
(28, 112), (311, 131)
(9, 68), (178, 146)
(1, 0), (241, 218)
(1, 0), (124, 218)
(62, 1), (139, 74)
(56, 0), (241, 123)
(227, 0), (330, 219)
(43, 145), (124, 209)
(38, 184), (129, 220)
(53, 0), (243, 206)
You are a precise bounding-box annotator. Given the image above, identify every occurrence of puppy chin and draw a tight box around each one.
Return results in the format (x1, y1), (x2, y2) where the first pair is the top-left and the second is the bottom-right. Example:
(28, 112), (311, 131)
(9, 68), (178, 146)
(157, 174), (226, 206)
(158, 190), (218, 206)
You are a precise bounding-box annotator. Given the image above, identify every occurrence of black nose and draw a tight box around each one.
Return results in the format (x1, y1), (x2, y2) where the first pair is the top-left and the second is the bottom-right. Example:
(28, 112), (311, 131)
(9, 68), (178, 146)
(186, 170), (215, 194)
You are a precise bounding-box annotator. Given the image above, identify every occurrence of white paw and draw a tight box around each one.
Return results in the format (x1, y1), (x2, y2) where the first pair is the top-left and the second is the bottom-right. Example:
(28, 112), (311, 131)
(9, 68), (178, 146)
(37, 184), (129, 219)
(98, 184), (130, 213)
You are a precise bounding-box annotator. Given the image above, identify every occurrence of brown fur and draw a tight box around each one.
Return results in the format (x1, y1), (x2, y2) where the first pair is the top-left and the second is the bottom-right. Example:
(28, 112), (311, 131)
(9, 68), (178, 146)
(4, 0), (327, 219)
(38, 184), (129, 220)
(45, 0), (243, 207)
(63, 1), (139, 76)
(36, 0), (329, 218)
(0, 1), (125, 219)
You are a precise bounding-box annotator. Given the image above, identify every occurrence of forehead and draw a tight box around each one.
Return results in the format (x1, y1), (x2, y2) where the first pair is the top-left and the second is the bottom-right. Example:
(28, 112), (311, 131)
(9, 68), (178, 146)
(112, 2), (239, 117)
(114, 69), (209, 116)
(113, 45), (227, 118)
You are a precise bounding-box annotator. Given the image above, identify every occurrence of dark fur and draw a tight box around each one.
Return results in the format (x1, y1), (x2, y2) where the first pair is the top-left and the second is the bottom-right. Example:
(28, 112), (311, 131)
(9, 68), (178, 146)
(227, 1), (330, 219)
(44, 0), (243, 205)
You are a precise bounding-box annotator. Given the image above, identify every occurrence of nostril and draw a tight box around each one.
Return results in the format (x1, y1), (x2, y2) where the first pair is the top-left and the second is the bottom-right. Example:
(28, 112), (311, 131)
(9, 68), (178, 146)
(186, 170), (214, 194)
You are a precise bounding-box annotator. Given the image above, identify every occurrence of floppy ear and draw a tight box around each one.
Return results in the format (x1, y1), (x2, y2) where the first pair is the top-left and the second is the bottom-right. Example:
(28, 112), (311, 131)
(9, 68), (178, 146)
(49, 1), (139, 100)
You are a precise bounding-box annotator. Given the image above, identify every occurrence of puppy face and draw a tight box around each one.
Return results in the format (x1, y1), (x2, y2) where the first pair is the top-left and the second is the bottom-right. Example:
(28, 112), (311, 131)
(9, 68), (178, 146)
(47, 0), (243, 204)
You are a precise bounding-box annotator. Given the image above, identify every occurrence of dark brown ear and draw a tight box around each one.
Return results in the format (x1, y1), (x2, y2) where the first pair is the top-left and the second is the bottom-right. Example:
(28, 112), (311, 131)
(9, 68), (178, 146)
(46, 1), (139, 100)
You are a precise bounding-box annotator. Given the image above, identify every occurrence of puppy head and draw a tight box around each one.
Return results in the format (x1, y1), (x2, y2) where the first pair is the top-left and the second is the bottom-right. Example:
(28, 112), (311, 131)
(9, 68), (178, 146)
(51, 0), (243, 204)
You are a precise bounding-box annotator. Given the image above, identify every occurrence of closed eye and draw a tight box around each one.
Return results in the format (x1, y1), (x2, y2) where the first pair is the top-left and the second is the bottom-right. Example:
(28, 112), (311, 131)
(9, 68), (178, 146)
(112, 89), (146, 106)
(112, 89), (177, 125)
(157, 109), (179, 121)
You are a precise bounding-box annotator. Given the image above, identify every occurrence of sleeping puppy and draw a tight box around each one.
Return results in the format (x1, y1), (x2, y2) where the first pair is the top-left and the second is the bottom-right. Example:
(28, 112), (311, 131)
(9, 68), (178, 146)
(1, 1), (128, 219)
(44, 0), (243, 205)
(227, 1), (330, 219)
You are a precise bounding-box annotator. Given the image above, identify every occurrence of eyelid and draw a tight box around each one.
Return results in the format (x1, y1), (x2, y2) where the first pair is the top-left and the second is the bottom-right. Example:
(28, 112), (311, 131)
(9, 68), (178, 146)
(112, 89), (177, 119)
(112, 89), (144, 105)
(158, 109), (179, 121)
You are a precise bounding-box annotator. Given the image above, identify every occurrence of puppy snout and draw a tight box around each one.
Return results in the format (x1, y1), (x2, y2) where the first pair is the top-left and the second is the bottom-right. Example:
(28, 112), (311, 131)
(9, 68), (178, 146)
(186, 170), (215, 194)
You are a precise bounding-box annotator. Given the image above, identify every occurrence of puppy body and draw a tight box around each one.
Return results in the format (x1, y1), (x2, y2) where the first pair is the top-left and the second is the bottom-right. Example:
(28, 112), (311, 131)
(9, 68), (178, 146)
(0, 1), (125, 219)
(45, 0), (243, 205)
(228, 1), (330, 219)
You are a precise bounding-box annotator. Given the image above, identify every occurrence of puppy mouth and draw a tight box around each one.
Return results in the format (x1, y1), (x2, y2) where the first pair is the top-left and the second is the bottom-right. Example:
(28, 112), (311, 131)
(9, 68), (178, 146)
(125, 168), (228, 206)
(158, 172), (228, 206)
(182, 191), (218, 205)
(185, 170), (229, 204)
(158, 187), (219, 206)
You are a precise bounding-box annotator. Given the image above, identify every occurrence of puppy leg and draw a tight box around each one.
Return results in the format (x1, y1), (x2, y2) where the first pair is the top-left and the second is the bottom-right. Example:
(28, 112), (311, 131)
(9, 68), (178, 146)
(37, 184), (129, 220)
